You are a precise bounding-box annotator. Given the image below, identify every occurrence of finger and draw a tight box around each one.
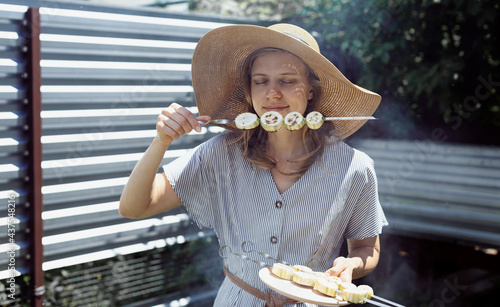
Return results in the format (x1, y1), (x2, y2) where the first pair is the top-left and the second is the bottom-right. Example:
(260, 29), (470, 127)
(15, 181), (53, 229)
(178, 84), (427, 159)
(157, 109), (190, 140)
(169, 103), (201, 133)
(338, 269), (352, 283)
(160, 110), (191, 135)
(156, 116), (181, 140)
(326, 264), (351, 283)
(160, 104), (194, 135)
(325, 266), (341, 277)
(196, 115), (212, 128)
(326, 257), (345, 276)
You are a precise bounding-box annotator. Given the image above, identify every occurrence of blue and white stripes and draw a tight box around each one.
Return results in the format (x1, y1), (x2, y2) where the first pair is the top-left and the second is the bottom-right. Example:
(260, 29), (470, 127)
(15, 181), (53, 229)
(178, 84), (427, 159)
(164, 133), (388, 307)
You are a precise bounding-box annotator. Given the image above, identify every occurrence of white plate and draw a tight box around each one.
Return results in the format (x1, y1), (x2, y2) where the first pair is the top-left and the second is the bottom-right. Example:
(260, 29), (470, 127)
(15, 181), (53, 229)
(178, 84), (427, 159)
(259, 267), (349, 306)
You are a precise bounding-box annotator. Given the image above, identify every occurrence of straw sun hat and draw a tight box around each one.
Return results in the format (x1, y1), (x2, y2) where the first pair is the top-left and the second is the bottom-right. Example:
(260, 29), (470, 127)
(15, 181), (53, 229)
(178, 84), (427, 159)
(191, 23), (381, 139)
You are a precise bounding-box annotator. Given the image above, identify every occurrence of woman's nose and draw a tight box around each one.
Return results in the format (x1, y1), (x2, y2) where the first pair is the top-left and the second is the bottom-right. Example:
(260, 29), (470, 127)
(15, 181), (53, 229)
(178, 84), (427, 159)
(266, 82), (282, 99)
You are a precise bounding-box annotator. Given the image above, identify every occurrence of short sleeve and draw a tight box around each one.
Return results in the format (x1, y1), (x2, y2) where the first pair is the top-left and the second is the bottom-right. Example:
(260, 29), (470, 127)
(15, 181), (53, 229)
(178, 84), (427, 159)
(162, 139), (219, 230)
(343, 155), (388, 240)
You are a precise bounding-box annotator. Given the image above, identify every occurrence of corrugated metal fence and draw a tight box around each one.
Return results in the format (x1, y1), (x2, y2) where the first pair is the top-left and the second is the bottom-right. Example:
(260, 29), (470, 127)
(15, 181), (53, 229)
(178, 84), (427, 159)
(353, 138), (500, 248)
(0, 1), (260, 306)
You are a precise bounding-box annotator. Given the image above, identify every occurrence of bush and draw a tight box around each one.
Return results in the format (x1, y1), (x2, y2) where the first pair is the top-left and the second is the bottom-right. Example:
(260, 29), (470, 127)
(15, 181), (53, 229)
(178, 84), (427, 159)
(290, 0), (500, 144)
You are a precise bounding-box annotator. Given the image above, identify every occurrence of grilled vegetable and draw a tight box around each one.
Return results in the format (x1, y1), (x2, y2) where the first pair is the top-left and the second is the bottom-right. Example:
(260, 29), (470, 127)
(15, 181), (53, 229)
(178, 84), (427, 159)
(271, 263), (294, 280)
(357, 285), (374, 300)
(293, 265), (313, 273)
(342, 287), (369, 304)
(305, 111), (324, 129)
(292, 271), (317, 287)
(314, 276), (341, 297)
(284, 112), (306, 130)
(260, 111), (283, 131)
(235, 112), (259, 130)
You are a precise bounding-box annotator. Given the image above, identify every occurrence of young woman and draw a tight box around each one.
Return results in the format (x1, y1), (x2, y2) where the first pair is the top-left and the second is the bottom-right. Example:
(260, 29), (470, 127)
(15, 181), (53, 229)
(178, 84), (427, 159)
(119, 23), (388, 306)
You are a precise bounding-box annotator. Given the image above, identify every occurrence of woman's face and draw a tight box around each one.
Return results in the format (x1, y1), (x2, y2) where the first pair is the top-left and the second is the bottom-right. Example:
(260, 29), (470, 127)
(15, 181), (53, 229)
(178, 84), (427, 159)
(250, 51), (313, 118)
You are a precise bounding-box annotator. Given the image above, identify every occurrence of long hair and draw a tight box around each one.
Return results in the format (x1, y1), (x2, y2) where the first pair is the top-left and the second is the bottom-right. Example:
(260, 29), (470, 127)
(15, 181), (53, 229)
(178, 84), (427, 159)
(229, 48), (335, 177)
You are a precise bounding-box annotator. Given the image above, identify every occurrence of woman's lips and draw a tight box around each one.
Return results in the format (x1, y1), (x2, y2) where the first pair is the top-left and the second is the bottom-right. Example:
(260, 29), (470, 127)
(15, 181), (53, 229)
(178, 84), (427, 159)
(264, 106), (288, 112)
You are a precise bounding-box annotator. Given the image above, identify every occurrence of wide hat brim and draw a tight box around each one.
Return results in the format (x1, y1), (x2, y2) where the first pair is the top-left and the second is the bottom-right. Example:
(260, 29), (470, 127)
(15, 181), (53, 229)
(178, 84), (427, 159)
(191, 24), (381, 139)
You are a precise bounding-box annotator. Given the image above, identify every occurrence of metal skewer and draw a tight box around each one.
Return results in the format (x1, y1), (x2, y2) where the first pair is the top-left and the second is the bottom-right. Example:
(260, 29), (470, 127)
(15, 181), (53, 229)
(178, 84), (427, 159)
(371, 295), (406, 307)
(198, 116), (377, 125)
(366, 298), (394, 307)
(198, 119), (234, 125)
(219, 245), (269, 268)
(335, 289), (404, 307)
(324, 116), (377, 121)
(335, 287), (405, 307)
(241, 241), (289, 265)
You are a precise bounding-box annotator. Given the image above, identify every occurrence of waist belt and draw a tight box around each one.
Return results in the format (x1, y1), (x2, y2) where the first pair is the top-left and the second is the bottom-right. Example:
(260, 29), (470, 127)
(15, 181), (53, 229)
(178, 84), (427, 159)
(223, 267), (300, 307)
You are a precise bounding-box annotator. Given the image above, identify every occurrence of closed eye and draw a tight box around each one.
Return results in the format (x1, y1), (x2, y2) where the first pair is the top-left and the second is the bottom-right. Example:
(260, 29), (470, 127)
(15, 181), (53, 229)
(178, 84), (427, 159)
(280, 78), (298, 85)
(253, 78), (268, 85)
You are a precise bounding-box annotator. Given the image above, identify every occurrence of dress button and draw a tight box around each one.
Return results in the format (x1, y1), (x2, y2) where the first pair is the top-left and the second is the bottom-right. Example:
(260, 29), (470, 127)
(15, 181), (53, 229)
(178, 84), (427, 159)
(271, 236), (278, 244)
(275, 201), (282, 209)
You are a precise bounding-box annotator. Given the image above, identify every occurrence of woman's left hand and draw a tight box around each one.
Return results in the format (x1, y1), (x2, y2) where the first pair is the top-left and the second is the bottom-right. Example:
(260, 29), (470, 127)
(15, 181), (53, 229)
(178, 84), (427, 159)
(325, 256), (359, 283)
(325, 236), (381, 283)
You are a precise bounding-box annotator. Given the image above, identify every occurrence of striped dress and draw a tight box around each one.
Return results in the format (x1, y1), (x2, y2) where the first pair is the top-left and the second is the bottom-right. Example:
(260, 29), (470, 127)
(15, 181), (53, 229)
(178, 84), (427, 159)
(163, 133), (388, 307)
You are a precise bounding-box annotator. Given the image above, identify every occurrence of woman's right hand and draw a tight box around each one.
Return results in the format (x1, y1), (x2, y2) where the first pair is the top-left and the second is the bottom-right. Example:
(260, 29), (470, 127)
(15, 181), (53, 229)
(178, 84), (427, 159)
(156, 102), (211, 146)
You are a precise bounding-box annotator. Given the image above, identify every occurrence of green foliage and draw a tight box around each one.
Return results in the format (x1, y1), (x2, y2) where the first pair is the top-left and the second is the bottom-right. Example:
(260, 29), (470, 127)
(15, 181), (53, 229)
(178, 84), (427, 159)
(0, 274), (30, 307)
(291, 0), (500, 143)
(188, 0), (303, 20)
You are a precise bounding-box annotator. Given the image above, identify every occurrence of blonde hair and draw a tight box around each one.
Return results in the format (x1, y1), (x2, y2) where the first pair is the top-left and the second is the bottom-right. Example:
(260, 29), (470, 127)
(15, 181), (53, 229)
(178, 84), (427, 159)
(229, 48), (335, 177)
